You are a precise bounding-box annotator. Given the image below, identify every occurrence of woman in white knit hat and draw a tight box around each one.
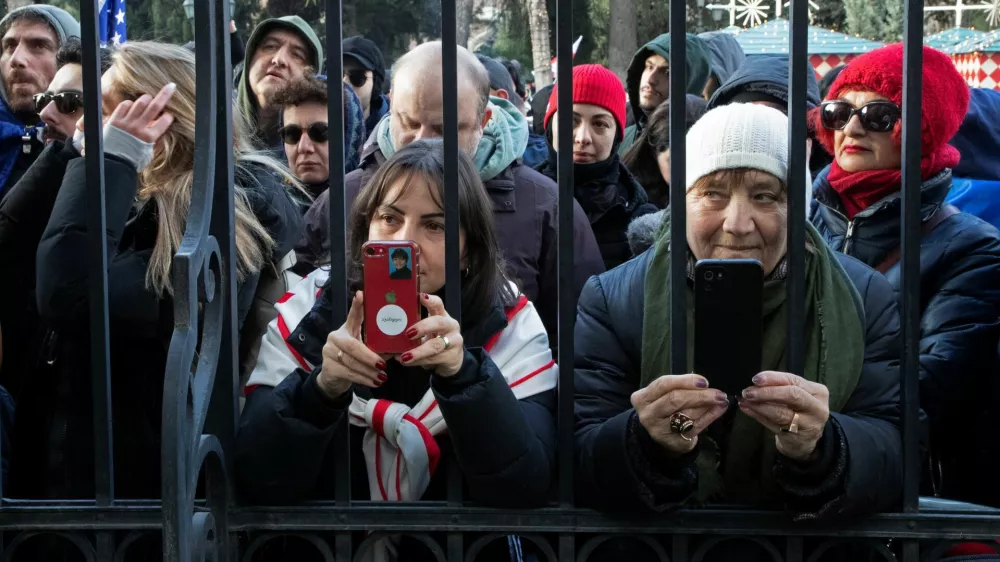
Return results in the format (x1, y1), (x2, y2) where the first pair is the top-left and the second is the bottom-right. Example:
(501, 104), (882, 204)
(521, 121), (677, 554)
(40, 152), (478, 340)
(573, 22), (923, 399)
(574, 103), (904, 536)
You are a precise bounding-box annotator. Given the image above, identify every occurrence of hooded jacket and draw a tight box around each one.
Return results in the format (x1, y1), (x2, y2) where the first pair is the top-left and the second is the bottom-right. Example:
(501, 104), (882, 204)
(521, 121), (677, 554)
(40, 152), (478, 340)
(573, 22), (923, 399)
(946, 88), (1000, 230)
(296, 97), (606, 346)
(364, 92), (390, 138)
(0, 6), (79, 199)
(698, 31), (746, 88)
(708, 54), (820, 110)
(811, 166), (1000, 506)
(620, 33), (712, 154)
(236, 16), (324, 150)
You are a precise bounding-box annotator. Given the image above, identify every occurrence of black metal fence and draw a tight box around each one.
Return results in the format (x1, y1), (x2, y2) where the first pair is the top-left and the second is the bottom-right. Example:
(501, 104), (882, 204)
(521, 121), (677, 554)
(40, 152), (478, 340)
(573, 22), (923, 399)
(0, 0), (999, 560)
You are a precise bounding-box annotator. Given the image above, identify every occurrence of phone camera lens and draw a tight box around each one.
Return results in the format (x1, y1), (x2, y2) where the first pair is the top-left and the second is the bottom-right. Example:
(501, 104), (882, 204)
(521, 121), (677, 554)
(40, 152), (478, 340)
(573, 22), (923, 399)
(365, 247), (375, 256)
(704, 270), (714, 281)
(717, 271), (724, 280)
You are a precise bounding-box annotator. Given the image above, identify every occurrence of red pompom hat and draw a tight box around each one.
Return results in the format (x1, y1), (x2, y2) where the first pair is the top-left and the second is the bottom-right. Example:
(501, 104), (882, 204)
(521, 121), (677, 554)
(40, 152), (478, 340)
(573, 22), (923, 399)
(813, 43), (969, 163)
(544, 64), (627, 140)
(812, 43), (970, 219)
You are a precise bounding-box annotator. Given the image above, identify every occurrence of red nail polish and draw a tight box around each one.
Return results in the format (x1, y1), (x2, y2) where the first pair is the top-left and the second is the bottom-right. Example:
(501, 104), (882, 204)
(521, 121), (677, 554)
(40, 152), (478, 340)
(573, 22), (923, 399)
(377, 373), (388, 382)
(376, 361), (387, 371)
(401, 352), (413, 363)
(405, 328), (418, 339)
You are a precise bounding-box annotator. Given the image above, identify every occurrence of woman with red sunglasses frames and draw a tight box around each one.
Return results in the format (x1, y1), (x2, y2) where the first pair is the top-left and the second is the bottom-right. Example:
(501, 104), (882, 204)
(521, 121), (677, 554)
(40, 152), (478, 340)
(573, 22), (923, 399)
(810, 43), (1000, 509)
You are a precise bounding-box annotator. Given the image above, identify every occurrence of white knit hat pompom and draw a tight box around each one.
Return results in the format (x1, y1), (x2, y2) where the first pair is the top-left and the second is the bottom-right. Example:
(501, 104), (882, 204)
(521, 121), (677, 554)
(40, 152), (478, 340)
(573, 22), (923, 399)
(685, 103), (789, 190)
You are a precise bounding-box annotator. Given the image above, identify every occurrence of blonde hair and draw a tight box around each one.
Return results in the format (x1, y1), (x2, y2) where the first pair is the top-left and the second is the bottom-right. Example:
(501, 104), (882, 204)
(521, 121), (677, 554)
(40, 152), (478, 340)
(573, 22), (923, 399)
(109, 42), (301, 295)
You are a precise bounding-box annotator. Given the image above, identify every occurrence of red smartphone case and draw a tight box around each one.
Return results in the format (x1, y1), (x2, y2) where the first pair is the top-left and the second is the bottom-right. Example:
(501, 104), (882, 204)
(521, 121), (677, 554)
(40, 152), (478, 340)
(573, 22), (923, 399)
(362, 241), (421, 354)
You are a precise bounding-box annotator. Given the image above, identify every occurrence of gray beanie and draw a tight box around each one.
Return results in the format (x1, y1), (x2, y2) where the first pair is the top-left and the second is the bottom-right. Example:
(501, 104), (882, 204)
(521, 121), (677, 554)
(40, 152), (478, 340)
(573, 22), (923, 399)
(0, 5), (81, 46)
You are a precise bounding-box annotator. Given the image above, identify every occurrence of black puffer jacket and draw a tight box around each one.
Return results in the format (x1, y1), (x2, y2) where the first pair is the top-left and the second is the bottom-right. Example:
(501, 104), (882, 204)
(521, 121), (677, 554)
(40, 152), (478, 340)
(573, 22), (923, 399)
(235, 276), (557, 561)
(8, 154), (300, 503)
(811, 166), (1000, 506)
(537, 157), (658, 270)
(574, 248), (903, 537)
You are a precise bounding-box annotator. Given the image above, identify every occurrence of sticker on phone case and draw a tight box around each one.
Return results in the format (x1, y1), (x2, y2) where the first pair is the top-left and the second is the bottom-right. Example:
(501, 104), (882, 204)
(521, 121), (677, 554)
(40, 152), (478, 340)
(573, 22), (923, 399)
(376, 290), (407, 335)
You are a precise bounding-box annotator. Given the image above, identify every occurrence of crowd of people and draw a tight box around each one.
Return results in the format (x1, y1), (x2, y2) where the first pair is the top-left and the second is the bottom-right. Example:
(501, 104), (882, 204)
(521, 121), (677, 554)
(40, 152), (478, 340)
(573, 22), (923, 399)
(0, 4), (998, 561)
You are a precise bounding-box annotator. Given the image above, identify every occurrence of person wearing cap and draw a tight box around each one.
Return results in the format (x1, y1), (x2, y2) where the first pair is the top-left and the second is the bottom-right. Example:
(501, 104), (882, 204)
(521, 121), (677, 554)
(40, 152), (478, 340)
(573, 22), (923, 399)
(538, 64), (656, 270)
(0, 5), (79, 201)
(810, 43), (1000, 507)
(343, 35), (389, 138)
(574, 104), (903, 542)
(236, 16), (323, 151)
(618, 33), (712, 156)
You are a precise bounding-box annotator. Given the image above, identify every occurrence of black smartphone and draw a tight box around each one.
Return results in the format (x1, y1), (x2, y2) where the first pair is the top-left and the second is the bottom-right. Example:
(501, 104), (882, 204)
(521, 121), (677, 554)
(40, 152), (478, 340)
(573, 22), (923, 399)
(694, 259), (764, 398)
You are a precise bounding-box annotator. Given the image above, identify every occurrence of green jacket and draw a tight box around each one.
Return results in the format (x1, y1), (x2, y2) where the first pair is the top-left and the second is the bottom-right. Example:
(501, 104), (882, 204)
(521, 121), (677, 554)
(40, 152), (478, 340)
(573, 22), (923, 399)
(236, 16), (324, 147)
(619, 33), (711, 156)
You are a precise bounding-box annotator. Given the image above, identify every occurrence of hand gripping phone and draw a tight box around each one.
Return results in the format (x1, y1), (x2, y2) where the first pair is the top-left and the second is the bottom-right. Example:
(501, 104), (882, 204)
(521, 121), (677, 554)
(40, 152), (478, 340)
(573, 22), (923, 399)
(362, 241), (421, 354)
(694, 259), (764, 398)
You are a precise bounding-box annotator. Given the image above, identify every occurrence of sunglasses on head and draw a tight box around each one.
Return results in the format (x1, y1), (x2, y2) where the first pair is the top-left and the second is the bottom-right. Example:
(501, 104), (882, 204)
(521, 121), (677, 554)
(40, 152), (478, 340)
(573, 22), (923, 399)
(820, 100), (901, 133)
(279, 122), (329, 145)
(344, 70), (368, 88)
(34, 91), (84, 115)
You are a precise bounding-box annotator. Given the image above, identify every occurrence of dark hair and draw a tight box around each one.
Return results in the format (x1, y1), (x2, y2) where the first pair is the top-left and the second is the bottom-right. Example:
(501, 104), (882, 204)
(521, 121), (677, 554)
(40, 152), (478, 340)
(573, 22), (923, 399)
(818, 64), (847, 100)
(391, 248), (408, 261)
(348, 139), (516, 322)
(623, 102), (672, 207)
(270, 73), (327, 107)
(56, 36), (112, 73)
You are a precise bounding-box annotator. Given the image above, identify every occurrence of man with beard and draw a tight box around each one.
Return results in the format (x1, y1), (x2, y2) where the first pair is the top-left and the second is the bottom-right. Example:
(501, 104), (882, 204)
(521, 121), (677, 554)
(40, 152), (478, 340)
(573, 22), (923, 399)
(0, 5), (79, 201)
(36, 37), (112, 145)
(297, 41), (605, 347)
(236, 16), (323, 152)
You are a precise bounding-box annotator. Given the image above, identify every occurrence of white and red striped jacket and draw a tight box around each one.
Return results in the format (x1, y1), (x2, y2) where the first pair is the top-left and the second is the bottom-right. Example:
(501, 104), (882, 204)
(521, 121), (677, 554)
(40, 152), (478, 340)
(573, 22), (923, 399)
(246, 267), (558, 504)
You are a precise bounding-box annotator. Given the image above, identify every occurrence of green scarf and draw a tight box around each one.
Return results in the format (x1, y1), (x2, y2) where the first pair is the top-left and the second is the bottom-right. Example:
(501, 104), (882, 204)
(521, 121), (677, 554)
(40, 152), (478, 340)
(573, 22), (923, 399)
(639, 214), (865, 504)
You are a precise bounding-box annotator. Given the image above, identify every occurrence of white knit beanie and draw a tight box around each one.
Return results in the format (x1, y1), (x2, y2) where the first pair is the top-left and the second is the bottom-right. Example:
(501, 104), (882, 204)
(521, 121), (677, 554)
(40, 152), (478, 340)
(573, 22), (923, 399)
(685, 103), (789, 189)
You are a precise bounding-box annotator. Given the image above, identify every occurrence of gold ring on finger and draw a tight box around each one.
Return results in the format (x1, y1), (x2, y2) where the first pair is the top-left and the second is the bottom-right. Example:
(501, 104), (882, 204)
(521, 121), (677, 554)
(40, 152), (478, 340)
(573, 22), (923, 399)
(780, 412), (800, 434)
(336, 349), (344, 363)
(669, 412), (695, 436)
(437, 334), (451, 350)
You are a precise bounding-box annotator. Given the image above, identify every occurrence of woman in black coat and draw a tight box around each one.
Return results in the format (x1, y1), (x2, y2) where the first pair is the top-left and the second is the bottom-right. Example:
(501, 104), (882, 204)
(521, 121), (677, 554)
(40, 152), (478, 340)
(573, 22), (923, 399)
(574, 104), (903, 561)
(810, 44), (1000, 506)
(536, 64), (656, 270)
(7, 41), (300, 502)
(235, 140), (558, 562)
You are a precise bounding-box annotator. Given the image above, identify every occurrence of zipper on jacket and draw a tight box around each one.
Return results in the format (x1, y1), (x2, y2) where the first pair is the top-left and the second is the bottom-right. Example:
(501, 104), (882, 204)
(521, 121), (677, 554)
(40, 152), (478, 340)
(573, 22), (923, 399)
(842, 220), (855, 254)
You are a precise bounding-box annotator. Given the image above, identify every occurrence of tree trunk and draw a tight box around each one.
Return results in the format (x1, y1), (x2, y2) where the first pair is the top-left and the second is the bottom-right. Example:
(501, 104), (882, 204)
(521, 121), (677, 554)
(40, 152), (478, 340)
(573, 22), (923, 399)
(528, 0), (552, 88)
(608, 0), (636, 83)
(456, 0), (475, 47)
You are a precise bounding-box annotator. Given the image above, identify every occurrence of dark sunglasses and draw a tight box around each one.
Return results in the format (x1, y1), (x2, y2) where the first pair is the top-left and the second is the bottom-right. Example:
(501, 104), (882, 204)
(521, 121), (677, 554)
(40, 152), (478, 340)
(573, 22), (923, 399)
(820, 100), (901, 133)
(279, 122), (329, 145)
(34, 91), (84, 115)
(344, 70), (369, 88)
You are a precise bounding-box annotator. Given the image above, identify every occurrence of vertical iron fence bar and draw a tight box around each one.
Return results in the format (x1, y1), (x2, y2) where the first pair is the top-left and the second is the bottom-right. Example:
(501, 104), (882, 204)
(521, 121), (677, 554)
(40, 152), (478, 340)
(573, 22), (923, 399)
(555, 0), (575, 509)
(325, 0), (354, 559)
(785, 0), (806, 375)
(80, 0), (114, 507)
(668, 0), (686, 375)
(442, 0), (463, 558)
(900, 0), (923, 516)
(205, 0), (238, 483)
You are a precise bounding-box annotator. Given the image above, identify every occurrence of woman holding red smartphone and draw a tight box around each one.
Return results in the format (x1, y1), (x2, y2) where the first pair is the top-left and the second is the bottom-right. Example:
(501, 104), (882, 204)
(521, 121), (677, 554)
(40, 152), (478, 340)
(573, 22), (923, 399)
(236, 139), (558, 561)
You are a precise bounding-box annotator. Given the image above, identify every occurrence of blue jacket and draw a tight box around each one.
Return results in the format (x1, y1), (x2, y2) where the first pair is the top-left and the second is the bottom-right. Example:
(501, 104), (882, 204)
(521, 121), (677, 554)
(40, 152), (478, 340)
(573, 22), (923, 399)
(708, 54), (821, 110)
(947, 88), (1000, 230)
(521, 132), (548, 169)
(811, 166), (1000, 506)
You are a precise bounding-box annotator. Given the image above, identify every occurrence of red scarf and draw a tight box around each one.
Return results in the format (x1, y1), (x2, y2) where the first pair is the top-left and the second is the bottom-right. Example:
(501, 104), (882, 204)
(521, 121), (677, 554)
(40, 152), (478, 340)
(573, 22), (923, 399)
(826, 145), (960, 220)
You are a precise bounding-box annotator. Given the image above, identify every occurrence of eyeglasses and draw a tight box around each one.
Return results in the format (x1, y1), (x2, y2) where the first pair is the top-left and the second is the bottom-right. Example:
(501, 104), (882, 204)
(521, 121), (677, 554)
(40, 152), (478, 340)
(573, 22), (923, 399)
(819, 100), (901, 133)
(279, 122), (329, 145)
(344, 70), (369, 88)
(33, 91), (84, 115)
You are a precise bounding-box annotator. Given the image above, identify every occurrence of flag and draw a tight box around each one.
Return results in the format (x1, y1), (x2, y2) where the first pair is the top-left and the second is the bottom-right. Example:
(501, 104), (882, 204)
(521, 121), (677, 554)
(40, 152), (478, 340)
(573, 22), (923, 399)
(99, 0), (127, 47)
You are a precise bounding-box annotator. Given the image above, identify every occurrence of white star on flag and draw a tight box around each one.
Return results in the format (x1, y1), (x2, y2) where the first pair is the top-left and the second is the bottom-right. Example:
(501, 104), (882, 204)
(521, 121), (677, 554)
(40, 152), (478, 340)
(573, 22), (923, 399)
(112, 31), (122, 46)
(115, 9), (125, 25)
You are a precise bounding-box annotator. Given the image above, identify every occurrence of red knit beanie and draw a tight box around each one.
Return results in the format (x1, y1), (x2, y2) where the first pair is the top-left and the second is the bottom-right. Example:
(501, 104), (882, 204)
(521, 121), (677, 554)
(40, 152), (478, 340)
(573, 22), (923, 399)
(544, 64), (627, 140)
(813, 43), (970, 159)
